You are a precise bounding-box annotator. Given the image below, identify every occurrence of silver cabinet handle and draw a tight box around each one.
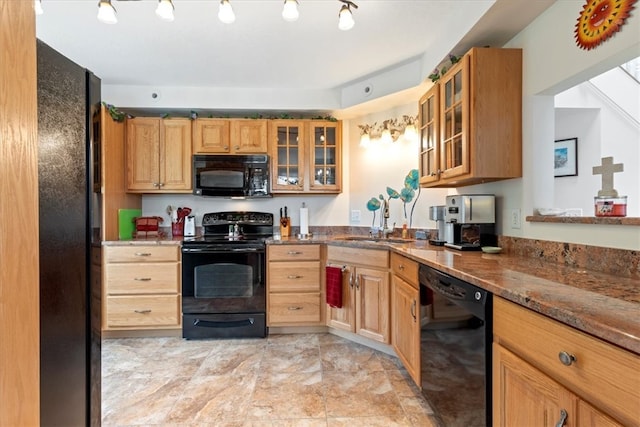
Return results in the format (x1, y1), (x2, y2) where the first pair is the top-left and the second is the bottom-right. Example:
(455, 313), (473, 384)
(399, 264), (405, 270)
(234, 146), (240, 150)
(555, 409), (568, 427)
(349, 271), (354, 288)
(355, 275), (360, 290)
(287, 275), (302, 279)
(410, 300), (416, 322)
(134, 277), (151, 281)
(158, 182), (164, 187)
(288, 306), (302, 311)
(134, 252), (152, 257)
(558, 351), (576, 366)
(134, 309), (151, 314)
(287, 251), (302, 255)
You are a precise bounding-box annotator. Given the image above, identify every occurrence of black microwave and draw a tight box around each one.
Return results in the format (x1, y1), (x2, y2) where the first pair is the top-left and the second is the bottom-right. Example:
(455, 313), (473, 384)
(193, 154), (271, 198)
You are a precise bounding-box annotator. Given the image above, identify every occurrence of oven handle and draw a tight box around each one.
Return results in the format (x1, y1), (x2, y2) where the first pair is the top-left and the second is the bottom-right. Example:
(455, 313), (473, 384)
(193, 318), (255, 328)
(182, 247), (262, 253)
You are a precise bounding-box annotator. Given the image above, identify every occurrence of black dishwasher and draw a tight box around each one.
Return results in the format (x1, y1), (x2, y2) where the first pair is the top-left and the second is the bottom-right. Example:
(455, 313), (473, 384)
(418, 265), (493, 427)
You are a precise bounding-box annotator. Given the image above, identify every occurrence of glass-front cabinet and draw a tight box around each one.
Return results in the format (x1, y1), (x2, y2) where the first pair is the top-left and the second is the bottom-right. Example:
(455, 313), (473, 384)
(270, 120), (305, 192)
(309, 121), (341, 193)
(418, 84), (440, 186)
(270, 120), (341, 194)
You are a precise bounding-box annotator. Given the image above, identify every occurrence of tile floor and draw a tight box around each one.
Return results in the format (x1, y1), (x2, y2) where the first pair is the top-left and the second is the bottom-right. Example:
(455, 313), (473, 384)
(102, 333), (438, 426)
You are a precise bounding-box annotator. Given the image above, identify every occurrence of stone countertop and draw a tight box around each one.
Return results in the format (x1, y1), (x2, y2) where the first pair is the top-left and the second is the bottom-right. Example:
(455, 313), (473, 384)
(269, 236), (640, 354)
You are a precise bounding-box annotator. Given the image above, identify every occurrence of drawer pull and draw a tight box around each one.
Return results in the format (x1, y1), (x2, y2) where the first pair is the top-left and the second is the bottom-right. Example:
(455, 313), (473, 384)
(134, 277), (152, 281)
(287, 251), (302, 255)
(134, 252), (152, 257)
(287, 275), (302, 279)
(399, 264), (405, 270)
(288, 306), (302, 311)
(555, 409), (568, 427)
(558, 351), (576, 366)
(134, 309), (152, 314)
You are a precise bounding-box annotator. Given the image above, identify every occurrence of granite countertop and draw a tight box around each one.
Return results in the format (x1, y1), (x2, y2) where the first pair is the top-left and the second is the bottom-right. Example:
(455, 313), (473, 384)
(271, 236), (640, 355)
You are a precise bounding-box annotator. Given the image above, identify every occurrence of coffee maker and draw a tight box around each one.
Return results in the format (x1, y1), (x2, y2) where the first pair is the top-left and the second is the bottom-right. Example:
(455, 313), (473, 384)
(428, 205), (447, 246)
(444, 194), (497, 251)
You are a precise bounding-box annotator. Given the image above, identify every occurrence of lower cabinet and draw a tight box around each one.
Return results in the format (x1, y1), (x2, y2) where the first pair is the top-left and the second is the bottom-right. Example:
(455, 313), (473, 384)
(103, 245), (181, 333)
(493, 297), (639, 426)
(390, 252), (421, 386)
(267, 244), (323, 326)
(326, 246), (390, 344)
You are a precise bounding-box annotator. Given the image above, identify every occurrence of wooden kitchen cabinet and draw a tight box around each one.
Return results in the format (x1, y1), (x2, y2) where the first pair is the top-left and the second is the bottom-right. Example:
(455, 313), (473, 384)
(326, 246), (390, 344)
(267, 244), (323, 326)
(270, 120), (342, 194)
(103, 245), (181, 335)
(390, 252), (421, 386)
(493, 297), (639, 426)
(192, 118), (268, 154)
(126, 117), (192, 192)
(418, 47), (522, 188)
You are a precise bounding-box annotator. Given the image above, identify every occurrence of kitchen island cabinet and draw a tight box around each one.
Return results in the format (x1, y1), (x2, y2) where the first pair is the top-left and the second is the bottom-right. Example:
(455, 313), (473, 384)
(326, 246), (390, 344)
(126, 117), (192, 193)
(418, 47), (522, 187)
(493, 297), (639, 427)
(103, 244), (181, 336)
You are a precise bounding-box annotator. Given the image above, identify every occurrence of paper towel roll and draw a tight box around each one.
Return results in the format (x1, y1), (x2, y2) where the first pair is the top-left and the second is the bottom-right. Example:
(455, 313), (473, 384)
(300, 206), (309, 235)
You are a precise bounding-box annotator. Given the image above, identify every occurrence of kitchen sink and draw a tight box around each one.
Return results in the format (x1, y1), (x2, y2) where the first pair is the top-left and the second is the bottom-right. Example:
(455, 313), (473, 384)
(337, 236), (415, 244)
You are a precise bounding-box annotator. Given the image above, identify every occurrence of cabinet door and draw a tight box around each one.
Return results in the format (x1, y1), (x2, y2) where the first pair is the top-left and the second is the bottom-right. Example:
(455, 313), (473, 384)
(308, 121), (341, 193)
(418, 84), (441, 185)
(391, 275), (420, 386)
(493, 343), (578, 427)
(326, 265), (355, 332)
(230, 119), (268, 153)
(160, 118), (192, 191)
(192, 119), (230, 153)
(355, 267), (390, 343)
(578, 400), (624, 427)
(439, 54), (470, 180)
(126, 117), (160, 191)
(270, 120), (305, 192)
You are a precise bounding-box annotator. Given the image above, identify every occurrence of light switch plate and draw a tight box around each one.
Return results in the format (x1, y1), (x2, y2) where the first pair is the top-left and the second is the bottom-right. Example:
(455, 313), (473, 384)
(351, 210), (361, 222)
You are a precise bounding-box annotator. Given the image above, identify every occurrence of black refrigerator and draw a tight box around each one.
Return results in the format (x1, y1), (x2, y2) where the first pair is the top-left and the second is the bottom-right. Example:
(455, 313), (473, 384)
(37, 40), (102, 427)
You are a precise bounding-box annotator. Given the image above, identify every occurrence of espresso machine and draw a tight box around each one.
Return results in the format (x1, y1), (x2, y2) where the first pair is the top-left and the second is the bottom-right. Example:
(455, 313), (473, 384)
(444, 194), (497, 251)
(428, 205), (447, 246)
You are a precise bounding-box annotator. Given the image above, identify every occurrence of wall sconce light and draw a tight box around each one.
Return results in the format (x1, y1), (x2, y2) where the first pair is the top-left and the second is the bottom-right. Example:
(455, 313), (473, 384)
(218, 0), (235, 24)
(97, 0), (117, 24)
(338, 0), (358, 31)
(156, 0), (175, 22)
(282, 0), (299, 22)
(358, 115), (418, 147)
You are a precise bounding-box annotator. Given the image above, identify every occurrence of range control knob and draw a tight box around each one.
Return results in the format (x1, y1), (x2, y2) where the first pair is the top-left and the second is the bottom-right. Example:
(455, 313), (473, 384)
(474, 291), (482, 301)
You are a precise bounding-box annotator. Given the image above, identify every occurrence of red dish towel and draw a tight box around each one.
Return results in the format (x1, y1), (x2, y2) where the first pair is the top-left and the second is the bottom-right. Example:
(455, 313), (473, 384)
(326, 266), (343, 308)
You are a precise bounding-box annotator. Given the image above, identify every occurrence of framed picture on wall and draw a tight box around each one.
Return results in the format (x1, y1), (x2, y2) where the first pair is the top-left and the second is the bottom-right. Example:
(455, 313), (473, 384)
(554, 138), (578, 177)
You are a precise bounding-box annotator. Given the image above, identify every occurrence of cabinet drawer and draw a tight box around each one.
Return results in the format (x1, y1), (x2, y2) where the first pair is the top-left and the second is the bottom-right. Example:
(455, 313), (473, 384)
(104, 245), (179, 263)
(269, 293), (321, 324)
(269, 261), (320, 292)
(327, 246), (388, 268)
(105, 263), (179, 294)
(268, 244), (320, 261)
(494, 297), (640, 426)
(390, 252), (418, 287)
(106, 295), (180, 328)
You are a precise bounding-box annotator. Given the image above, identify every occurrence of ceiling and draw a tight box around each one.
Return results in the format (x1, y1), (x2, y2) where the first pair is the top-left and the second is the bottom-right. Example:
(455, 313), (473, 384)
(35, 0), (555, 115)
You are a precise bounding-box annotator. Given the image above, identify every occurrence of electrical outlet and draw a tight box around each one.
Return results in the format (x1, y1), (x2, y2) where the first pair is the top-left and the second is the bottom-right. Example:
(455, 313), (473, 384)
(351, 210), (361, 222)
(511, 208), (521, 229)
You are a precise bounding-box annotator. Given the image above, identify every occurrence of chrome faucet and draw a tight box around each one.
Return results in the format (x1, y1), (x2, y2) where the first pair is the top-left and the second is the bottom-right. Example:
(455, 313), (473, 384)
(381, 200), (395, 238)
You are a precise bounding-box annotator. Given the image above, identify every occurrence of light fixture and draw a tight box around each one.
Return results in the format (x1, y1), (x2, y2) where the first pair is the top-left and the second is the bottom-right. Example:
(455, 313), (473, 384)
(34, 0), (44, 15)
(338, 0), (357, 31)
(97, 0), (117, 24)
(156, 0), (175, 22)
(282, 0), (299, 22)
(358, 115), (418, 147)
(218, 0), (235, 24)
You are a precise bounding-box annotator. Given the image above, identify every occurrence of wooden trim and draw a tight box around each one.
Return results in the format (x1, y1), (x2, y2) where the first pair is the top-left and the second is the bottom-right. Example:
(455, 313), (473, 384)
(0, 1), (40, 424)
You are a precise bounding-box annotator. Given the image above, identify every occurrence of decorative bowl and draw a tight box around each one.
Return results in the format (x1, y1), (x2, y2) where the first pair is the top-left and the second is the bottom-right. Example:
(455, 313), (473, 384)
(481, 246), (502, 254)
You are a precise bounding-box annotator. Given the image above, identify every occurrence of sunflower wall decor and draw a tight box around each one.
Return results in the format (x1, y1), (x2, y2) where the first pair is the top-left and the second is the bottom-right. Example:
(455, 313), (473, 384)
(575, 0), (637, 50)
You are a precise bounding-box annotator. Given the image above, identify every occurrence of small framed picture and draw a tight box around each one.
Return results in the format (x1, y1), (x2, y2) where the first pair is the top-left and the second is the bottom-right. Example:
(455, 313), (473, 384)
(554, 138), (578, 177)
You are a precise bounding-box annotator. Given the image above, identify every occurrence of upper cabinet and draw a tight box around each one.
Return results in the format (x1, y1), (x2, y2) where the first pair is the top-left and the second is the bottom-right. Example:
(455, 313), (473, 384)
(192, 118), (268, 154)
(270, 120), (342, 194)
(419, 47), (522, 188)
(126, 117), (192, 193)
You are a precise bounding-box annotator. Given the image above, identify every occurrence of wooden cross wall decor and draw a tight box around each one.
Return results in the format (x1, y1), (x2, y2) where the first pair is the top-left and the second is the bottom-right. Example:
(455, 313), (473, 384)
(592, 156), (624, 197)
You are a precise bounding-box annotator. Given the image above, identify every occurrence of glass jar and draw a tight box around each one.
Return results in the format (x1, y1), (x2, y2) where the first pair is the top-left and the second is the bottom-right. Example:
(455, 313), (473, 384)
(594, 196), (627, 217)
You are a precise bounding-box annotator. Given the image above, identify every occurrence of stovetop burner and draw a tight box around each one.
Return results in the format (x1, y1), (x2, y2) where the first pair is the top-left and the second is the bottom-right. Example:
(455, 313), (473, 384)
(182, 211), (274, 247)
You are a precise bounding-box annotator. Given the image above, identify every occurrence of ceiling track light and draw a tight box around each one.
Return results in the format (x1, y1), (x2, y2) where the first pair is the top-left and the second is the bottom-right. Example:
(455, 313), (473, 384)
(218, 0), (235, 24)
(156, 0), (175, 22)
(97, 0), (117, 24)
(282, 0), (299, 22)
(338, 0), (357, 31)
(34, 0), (44, 16)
